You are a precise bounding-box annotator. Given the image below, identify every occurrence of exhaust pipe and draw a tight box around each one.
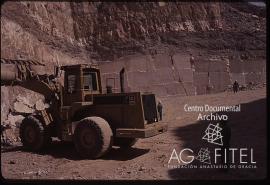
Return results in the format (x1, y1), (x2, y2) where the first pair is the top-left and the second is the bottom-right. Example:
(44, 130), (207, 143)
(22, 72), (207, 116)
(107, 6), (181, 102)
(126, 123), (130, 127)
(120, 67), (125, 93)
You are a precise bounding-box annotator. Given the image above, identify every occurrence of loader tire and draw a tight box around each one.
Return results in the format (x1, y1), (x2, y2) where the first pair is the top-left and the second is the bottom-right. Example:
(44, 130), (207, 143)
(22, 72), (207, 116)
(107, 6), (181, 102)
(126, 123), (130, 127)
(114, 138), (138, 148)
(74, 117), (113, 159)
(19, 116), (50, 151)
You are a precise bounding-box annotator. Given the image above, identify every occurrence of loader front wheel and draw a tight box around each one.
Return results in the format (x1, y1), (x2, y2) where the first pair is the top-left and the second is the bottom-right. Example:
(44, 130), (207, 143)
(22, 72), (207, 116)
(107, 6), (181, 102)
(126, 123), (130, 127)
(19, 116), (49, 151)
(74, 117), (113, 159)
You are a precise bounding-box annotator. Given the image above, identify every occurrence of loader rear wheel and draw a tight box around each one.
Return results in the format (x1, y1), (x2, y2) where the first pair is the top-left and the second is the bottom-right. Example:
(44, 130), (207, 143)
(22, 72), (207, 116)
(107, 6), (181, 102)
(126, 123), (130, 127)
(74, 117), (113, 159)
(19, 116), (50, 151)
(114, 138), (138, 148)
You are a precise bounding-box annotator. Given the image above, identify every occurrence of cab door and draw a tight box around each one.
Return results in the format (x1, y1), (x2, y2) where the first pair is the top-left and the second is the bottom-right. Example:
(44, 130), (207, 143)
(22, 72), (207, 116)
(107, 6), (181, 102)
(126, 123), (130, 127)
(63, 68), (82, 106)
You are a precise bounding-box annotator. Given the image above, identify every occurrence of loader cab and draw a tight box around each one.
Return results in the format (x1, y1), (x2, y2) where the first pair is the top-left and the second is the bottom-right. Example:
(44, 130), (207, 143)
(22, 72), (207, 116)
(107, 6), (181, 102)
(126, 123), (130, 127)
(61, 64), (102, 106)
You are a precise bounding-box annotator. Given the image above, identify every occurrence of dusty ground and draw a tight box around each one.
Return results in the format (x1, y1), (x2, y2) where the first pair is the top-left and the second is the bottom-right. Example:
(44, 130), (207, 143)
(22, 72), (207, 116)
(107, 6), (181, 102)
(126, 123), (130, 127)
(1, 87), (266, 180)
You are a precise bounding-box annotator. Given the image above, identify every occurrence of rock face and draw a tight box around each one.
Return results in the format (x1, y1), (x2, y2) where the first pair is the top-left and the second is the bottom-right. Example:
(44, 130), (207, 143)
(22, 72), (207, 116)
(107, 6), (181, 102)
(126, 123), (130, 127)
(1, 2), (265, 62)
(1, 2), (89, 72)
(70, 2), (224, 60)
(0, 2), (266, 140)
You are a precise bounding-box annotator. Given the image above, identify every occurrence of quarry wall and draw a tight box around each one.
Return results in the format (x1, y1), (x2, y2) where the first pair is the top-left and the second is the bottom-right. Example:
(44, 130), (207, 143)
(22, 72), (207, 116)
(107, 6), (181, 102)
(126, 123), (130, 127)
(99, 54), (266, 97)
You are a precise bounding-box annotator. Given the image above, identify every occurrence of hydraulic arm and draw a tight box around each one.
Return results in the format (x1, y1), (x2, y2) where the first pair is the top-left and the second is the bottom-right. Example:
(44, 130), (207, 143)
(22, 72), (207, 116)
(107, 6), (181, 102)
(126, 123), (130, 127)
(1, 58), (60, 101)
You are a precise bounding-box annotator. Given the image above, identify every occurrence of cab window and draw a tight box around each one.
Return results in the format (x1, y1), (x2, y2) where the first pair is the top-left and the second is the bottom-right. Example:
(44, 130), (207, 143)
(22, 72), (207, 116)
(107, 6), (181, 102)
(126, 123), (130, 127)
(83, 72), (98, 91)
(67, 74), (76, 94)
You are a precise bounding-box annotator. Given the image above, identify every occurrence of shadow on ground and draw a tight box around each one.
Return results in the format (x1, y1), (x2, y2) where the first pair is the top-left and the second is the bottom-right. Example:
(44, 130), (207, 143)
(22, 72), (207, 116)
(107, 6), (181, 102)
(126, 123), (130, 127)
(168, 98), (267, 180)
(1, 141), (150, 161)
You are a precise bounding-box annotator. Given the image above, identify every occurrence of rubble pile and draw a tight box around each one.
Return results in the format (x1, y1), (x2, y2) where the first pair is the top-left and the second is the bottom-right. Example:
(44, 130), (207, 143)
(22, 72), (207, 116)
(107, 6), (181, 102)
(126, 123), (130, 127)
(1, 94), (49, 146)
(13, 95), (35, 114)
